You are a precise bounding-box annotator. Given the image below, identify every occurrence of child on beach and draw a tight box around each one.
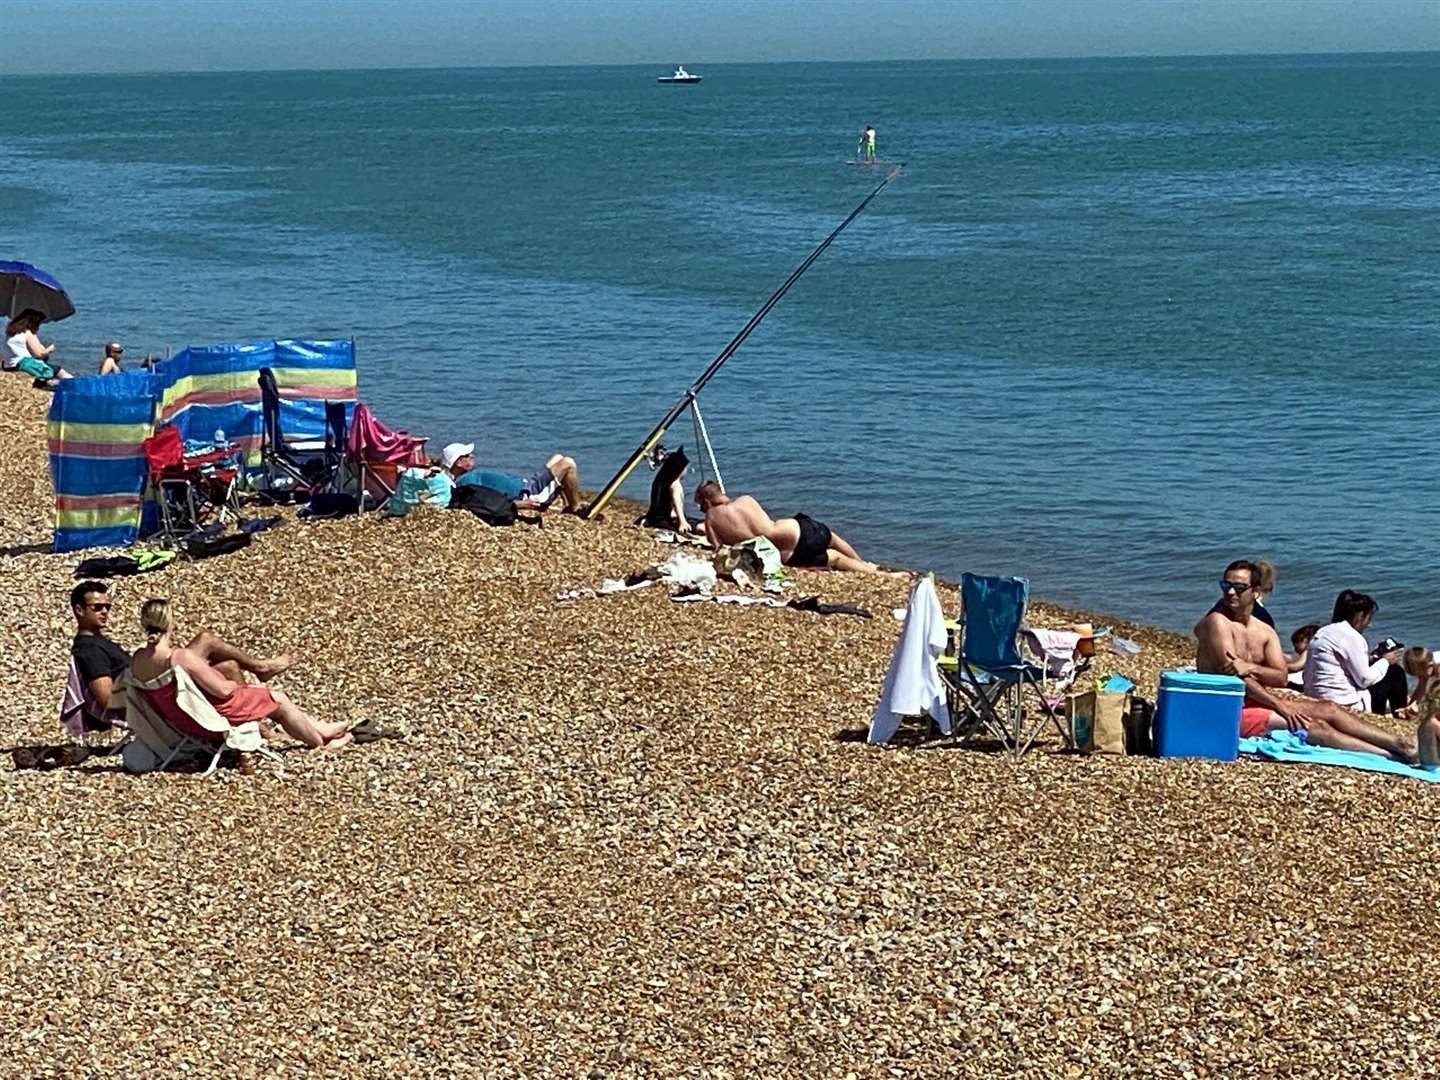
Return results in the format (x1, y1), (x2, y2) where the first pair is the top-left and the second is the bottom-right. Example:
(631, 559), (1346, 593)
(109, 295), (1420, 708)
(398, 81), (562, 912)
(1286, 623), (1320, 689)
(1413, 658), (1440, 768)
(1396, 646), (1436, 719)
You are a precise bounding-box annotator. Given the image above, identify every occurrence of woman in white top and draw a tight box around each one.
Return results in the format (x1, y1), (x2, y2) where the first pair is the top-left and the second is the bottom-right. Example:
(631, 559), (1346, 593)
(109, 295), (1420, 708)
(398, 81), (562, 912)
(4, 309), (72, 385)
(1303, 589), (1403, 710)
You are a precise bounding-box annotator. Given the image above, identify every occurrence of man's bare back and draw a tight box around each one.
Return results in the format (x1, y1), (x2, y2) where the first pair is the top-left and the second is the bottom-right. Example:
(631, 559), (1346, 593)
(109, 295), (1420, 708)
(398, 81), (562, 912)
(704, 495), (801, 560)
(695, 485), (901, 575)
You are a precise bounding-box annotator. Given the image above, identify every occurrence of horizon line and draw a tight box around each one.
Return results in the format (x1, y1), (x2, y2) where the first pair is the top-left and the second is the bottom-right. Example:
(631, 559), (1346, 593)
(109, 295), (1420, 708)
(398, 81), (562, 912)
(1, 47), (1436, 81)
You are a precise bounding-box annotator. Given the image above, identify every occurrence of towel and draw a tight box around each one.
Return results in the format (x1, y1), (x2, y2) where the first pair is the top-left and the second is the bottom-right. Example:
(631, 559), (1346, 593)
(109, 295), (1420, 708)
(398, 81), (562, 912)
(1022, 628), (1081, 679)
(1240, 730), (1440, 783)
(869, 576), (951, 745)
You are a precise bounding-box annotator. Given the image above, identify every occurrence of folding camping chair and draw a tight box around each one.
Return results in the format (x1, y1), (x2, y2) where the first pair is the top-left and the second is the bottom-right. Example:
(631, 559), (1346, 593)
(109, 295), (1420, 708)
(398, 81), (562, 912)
(111, 670), (280, 778)
(58, 657), (130, 754)
(937, 572), (1068, 754)
(345, 402), (428, 512)
(142, 425), (242, 543)
(258, 366), (334, 500)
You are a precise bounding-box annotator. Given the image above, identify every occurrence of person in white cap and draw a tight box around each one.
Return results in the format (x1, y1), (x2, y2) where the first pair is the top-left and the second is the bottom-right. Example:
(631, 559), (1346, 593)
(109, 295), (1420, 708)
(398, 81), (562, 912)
(439, 442), (581, 512)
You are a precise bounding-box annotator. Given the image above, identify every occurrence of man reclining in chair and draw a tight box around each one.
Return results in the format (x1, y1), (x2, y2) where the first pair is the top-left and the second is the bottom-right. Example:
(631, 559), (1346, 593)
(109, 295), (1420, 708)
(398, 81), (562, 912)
(71, 581), (293, 720)
(1195, 559), (1419, 762)
(694, 481), (900, 577)
(440, 442), (581, 512)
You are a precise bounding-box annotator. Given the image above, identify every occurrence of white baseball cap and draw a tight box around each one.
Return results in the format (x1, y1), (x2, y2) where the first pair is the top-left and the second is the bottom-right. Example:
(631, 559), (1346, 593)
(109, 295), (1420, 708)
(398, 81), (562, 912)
(440, 442), (474, 470)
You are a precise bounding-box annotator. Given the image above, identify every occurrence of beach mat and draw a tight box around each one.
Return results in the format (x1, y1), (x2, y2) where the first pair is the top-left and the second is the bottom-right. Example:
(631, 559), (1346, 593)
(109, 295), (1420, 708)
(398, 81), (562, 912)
(1240, 730), (1440, 783)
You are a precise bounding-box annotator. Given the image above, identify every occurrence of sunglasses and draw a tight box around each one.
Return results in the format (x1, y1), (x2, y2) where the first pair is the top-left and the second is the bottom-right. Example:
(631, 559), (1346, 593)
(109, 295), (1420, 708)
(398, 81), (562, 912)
(1217, 581), (1252, 594)
(85, 602), (114, 611)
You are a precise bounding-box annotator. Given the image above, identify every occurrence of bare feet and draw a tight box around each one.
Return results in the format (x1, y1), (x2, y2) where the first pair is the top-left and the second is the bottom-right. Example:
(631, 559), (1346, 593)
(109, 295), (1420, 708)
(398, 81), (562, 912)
(255, 653), (295, 683)
(319, 732), (353, 752)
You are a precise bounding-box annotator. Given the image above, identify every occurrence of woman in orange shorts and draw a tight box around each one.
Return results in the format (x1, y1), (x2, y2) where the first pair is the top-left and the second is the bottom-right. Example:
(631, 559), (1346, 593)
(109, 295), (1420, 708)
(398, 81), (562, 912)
(128, 599), (351, 751)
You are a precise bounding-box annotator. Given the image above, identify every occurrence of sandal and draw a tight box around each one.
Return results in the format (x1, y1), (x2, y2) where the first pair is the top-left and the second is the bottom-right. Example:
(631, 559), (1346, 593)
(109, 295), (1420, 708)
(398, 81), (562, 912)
(53, 745), (91, 768)
(349, 719), (402, 744)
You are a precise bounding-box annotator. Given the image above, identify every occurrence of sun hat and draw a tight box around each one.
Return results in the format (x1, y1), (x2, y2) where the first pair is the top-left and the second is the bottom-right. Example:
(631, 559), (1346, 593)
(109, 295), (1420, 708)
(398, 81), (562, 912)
(440, 442), (474, 470)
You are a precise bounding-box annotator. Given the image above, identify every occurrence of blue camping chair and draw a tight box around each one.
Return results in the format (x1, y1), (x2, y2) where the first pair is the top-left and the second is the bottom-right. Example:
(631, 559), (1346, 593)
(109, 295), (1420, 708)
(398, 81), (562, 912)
(937, 573), (1067, 754)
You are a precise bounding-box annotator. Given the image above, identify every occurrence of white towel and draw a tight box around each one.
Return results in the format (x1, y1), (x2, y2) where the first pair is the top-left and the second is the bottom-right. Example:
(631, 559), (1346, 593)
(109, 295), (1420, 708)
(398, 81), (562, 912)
(869, 576), (951, 744)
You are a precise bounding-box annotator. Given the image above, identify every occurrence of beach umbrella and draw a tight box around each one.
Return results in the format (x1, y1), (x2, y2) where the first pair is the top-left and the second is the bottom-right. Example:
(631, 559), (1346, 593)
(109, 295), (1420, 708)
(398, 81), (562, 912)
(0, 260), (75, 322)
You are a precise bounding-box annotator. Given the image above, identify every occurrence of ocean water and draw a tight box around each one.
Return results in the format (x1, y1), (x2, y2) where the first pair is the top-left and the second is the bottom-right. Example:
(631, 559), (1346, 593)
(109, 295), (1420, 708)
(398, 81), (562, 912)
(2, 54), (1438, 642)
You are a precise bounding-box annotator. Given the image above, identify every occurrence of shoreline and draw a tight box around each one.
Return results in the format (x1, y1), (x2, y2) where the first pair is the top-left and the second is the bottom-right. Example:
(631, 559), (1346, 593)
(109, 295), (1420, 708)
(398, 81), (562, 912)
(1, 375), (1436, 1073)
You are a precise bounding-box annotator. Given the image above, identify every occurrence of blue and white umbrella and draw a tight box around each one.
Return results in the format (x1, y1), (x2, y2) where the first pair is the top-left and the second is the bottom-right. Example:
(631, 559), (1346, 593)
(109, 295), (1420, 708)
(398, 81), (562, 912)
(0, 260), (74, 321)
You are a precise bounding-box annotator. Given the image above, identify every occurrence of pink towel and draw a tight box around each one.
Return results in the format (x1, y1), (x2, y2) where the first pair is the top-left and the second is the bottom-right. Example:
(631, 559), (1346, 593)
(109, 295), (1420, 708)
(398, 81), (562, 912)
(346, 403), (428, 465)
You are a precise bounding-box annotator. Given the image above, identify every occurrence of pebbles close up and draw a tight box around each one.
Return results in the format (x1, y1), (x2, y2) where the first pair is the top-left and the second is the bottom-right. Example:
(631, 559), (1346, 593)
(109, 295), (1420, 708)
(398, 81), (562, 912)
(0, 379), (1434, 1077)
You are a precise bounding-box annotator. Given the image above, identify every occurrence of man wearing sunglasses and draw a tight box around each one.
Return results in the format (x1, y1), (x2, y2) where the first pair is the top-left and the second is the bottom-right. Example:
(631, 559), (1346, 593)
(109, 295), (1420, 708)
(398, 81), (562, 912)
(71, 581), (292, 716)
(1194, 561), (1418, 761)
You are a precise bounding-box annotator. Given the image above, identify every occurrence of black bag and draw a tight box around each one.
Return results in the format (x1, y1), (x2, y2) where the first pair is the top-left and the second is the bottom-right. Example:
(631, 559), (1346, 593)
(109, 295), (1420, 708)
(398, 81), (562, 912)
(300, 492), (359, 519)
(180, 530), (252, 560)
(74, 556), (141, 578)
(450, 484), (519, 527)
(1124, 696), (1156, 756)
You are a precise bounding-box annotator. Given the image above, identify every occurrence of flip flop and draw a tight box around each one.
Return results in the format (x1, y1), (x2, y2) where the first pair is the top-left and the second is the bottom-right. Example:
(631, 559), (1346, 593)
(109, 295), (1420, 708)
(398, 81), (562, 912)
(349, 719), (402, 744)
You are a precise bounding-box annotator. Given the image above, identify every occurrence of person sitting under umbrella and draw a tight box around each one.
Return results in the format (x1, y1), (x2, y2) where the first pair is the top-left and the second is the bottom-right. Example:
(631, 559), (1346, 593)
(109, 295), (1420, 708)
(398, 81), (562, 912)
(5, 309), (73, 387)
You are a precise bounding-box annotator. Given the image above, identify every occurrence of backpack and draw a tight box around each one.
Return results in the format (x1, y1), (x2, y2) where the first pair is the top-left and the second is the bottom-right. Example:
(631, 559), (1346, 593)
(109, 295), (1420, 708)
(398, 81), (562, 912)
(449, 484), (519, 527)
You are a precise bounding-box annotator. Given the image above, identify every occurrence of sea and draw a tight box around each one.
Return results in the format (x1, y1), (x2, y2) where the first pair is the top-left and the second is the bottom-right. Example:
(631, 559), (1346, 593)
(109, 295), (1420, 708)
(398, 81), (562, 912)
(2, 53), (1437, 643)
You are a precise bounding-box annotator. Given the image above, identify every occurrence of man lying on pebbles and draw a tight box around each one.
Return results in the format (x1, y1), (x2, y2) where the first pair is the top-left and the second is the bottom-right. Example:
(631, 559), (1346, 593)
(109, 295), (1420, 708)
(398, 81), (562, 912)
(440, 442), (582, 513)
(694, 481), (905, 577)
(1195, 559), (1424, 762)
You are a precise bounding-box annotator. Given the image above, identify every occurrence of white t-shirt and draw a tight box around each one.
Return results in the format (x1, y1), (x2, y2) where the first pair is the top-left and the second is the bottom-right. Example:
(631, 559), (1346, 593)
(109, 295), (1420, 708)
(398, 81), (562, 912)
(1303, 620), (1388, 710)
(5, 331), (31, 371)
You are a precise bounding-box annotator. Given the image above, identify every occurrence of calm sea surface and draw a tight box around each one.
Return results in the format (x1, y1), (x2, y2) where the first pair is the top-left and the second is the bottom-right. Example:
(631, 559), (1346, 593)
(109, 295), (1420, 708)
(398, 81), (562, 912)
(2, 54), (1437, 642)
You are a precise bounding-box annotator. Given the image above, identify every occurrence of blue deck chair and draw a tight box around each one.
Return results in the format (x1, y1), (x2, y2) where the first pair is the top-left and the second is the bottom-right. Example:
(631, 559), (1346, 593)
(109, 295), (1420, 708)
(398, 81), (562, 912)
(937, 573), (1067, 754)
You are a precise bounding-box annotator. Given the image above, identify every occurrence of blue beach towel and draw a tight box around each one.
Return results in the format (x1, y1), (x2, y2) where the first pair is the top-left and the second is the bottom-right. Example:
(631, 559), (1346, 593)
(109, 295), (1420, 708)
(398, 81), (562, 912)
(1239, 730), (1440, 784)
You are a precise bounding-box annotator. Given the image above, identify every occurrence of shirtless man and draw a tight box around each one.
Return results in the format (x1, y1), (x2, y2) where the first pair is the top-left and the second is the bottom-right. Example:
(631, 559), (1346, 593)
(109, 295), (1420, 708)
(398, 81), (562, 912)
(1194, 560), (1417, 761)
(694, 481), (897, 576)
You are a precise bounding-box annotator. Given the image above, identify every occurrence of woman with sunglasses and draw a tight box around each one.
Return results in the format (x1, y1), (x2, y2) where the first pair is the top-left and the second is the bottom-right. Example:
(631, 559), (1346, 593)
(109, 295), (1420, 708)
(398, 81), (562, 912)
(1302, 589), (1405, 712)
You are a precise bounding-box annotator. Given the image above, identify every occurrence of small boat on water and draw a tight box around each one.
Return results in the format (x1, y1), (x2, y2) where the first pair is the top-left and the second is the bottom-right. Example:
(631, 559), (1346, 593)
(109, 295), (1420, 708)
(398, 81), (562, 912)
(657, 65), (701, 85)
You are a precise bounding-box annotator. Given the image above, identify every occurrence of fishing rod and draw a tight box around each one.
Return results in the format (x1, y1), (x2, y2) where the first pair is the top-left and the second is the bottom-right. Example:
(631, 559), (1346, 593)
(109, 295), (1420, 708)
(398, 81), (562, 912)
(581, 164), (902, 520)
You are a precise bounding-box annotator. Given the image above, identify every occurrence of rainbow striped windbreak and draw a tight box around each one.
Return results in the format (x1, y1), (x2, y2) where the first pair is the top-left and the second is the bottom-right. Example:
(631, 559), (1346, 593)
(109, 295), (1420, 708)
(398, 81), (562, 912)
(48, 339), (357, 552)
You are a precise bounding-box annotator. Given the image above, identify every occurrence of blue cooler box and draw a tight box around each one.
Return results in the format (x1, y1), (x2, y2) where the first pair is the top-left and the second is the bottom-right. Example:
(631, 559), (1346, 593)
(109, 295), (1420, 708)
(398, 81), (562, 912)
(1153, 671), (1245, 760)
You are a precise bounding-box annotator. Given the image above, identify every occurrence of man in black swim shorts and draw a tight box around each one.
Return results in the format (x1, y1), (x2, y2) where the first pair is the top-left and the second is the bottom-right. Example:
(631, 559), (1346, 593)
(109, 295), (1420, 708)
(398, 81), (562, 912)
(695, 482), (902, 576)
(790, 512), (833, 568)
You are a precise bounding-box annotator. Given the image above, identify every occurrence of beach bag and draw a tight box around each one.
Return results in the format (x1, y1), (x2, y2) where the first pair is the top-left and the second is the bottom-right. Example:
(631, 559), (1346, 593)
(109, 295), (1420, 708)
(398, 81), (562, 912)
(713, 537), (784, 583)
(449, 484), (518, 527)
(1124, 696), (1155, 755)
(1069, 689), (1128, 754)
(301, 492), (359, 519)
(388, 467), (452, 517)
(180, 530), (252, 561)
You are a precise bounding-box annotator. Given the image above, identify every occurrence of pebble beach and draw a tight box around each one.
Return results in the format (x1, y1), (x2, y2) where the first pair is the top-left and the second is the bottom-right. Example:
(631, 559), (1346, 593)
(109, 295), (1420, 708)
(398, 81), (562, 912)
(1, 375), (1436, 1076)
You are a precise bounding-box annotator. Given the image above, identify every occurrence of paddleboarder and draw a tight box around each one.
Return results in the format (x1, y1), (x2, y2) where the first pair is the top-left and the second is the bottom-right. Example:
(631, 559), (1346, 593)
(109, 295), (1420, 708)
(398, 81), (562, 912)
(858, 125), (876, 163)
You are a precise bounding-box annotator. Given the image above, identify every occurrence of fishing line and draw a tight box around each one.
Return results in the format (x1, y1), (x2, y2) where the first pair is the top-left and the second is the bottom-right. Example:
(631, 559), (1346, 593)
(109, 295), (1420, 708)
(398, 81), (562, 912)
(582, 164), (902, 520)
